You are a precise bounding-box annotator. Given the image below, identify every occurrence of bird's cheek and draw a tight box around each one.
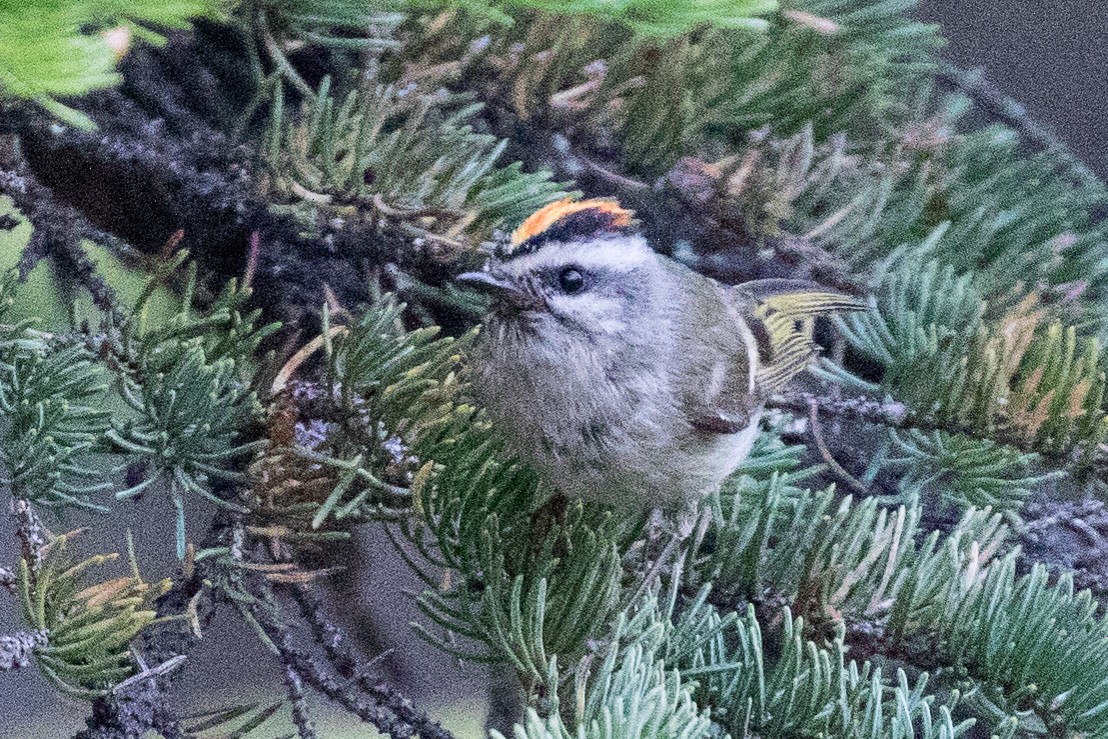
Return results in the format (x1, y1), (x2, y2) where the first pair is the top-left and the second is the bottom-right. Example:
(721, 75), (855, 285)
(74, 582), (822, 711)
(592, 300), (630, 335)
(596, 317), (628, 334)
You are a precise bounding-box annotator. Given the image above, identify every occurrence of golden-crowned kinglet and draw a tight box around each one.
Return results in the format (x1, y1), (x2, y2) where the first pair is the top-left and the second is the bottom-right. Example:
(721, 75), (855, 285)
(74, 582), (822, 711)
(457, 198), (865, 510)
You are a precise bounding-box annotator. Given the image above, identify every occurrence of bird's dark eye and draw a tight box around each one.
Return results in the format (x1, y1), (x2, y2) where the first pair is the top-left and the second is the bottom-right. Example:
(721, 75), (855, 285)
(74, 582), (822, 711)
(558, 267), (586, 294)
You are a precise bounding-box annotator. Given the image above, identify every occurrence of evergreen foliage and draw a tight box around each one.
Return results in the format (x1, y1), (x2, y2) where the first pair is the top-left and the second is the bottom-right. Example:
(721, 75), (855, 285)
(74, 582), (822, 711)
(257, 0), (406, 52)
(418, 0), (777, 36)
(18, 532), (170, 699)
(720, 105), (1108, 326)
(107, 257), (278, 558)
(881, 429), (1056, 515)
(402, 0), (941, 175)
(0, 270), (111, 510)
(822, 254), (1108, 455)
(1, 0), (1108, 738)
(299, 297), (474, 529)
(672, 600), (976, 739)
(497, 592), (978, 739)
(264, 76), (574, 247)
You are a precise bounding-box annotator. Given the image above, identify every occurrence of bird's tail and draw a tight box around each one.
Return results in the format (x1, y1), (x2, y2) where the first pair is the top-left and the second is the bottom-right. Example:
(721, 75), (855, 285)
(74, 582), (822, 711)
(743, 278), (869, 395)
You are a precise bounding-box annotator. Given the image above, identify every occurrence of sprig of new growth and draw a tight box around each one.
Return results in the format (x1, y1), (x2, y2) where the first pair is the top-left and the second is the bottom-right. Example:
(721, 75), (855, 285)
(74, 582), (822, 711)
(17, 532), (170, 699)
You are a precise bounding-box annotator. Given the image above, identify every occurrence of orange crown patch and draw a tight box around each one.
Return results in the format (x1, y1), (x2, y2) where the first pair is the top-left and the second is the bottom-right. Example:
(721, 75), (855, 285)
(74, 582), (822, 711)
(507, 198), (637, 255)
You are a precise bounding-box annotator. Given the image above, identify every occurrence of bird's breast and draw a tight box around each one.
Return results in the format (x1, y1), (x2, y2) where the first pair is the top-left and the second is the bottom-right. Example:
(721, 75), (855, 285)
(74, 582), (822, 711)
(473, 318), (673, 462)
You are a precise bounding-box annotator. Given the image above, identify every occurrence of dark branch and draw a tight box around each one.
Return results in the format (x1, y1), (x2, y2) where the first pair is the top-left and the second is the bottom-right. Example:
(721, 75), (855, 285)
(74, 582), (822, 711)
(767, 390), (1092, 462)
(248, 584), (458, 739)
(0, 132), (127, 323)
(284, 583), (458, 739)
(285, 662), (318, 739)
(768, 391), (911, 428)
(74, 683), (187, 739)
(1022, 498), (1108, 597)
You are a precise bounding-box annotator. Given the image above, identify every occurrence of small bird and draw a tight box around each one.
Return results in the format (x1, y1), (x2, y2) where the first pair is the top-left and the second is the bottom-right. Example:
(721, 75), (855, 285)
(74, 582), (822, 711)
(457, 198), (864, 511)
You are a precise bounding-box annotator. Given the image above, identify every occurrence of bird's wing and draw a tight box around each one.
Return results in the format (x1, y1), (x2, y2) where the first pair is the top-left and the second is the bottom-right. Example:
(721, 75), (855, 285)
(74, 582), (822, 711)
(676, 275), (866, 435)
(679, 282), (764, 435)
(738, 278), (869, 396)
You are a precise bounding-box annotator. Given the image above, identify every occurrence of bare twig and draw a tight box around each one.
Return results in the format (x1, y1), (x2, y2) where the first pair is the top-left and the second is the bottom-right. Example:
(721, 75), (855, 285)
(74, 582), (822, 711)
(285, 662), (318, 739)
(12, 498), (48, 567)
(285, 584), (452, 739)
(261, 608), (457, 739)
(807, 397), (869, 494)
(0, 630), (48, 670)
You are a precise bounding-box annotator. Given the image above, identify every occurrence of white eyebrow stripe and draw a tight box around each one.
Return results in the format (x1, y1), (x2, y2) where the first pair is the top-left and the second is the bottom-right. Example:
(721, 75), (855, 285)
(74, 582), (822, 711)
(569, 240), (653, 271)
(510, 236), (654, 273)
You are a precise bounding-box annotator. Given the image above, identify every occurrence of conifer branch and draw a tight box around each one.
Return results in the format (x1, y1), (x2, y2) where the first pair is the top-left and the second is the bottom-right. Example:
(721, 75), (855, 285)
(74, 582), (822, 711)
(3, 3), (1108, 738)
(768, 390), (1068, 456)
(0, 134), (127, 322)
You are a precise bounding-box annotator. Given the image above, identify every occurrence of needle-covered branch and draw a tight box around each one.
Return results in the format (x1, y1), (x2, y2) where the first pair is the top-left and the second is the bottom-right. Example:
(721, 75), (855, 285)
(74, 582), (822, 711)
(1, 1), (1108, 738)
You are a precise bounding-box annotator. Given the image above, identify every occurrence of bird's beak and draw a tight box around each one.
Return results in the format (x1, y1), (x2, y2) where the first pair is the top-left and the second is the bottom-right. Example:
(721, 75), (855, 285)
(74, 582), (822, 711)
(455, 271), (540, 310)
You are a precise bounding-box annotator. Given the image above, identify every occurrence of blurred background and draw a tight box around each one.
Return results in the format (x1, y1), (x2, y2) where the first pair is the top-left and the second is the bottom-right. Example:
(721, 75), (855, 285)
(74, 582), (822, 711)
(1, 2), (1106, 737)
(916, 1), (1107, 177)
